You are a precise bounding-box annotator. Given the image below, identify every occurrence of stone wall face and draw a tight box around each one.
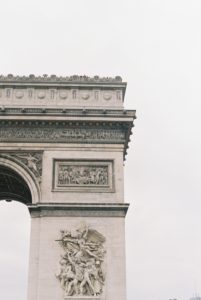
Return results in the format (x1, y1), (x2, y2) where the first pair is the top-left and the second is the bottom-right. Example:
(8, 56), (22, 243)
(27, 216), (126, 300)
(0, 75), (135, 300)
(0, 87), (124, 109)
(41, 147), (124, 203)
(0, 75), (126, 109)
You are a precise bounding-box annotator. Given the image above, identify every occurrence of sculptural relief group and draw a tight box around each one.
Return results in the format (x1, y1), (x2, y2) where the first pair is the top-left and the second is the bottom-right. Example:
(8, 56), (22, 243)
(56, 224), (106, 297)
(58, 165), (108, 186)
(0, 127), (125, 143)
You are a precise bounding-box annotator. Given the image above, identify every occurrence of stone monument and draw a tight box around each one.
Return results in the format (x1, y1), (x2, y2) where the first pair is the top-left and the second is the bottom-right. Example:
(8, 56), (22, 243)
(0, 74), (136, 300)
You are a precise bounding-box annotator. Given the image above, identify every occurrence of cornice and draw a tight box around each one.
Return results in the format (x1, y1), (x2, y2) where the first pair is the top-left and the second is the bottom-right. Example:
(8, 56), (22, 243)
(0, 118), (134, 159)
(0, 119), (134, 127)
(28, 202), (129, 218)
(0, 107), (136, 118)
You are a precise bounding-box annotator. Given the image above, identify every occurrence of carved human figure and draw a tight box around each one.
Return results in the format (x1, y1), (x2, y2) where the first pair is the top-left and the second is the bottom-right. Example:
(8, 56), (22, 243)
(56, 223), (106, 297)
(56, 258), (74, 291)
(79, 260), (96, 296)
(65, 253), (83, 296)
(58, 165), (108, 186)
(17, 154), (38, 173)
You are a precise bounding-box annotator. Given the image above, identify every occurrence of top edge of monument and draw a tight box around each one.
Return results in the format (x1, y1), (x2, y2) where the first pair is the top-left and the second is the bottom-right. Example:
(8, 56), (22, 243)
(0, 74), (126, 85)
(0, 74), (127, 109)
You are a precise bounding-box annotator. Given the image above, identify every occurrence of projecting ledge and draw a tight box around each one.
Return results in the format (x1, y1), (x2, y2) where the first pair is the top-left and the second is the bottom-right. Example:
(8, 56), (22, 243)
(27, 202), (129, 218)
(64, 297), (101, 300)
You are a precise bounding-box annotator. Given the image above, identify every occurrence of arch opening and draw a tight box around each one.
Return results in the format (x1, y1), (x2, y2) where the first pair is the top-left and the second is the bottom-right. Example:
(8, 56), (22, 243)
(0, 200), (30, 300)
(0, 165), (32, 204)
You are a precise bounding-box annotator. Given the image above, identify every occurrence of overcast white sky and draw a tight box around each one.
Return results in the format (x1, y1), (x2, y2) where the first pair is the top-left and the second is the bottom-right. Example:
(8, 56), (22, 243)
(0, 0), (201, 299)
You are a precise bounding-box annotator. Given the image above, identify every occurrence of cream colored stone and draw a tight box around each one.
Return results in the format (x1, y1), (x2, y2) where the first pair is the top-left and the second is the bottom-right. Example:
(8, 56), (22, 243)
(0, 75), (134, 300)
(0, 87), (124, 109)
(41, 147), (124, 204)
(27, 216), (126, 300)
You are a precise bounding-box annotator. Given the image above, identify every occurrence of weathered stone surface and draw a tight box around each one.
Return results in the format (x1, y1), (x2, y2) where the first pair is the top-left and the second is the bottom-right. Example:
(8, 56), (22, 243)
(0, 75), (135, 300)
(56, 223), (106, 297)
(0, 75), (126, 109)
(27, 216), (126, 300)
(0, 74), (123, 83)
(53, 160), (114, 193)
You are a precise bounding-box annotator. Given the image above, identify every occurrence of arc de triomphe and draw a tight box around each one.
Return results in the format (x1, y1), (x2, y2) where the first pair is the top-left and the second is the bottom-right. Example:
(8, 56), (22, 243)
(0, 75), (135, 300)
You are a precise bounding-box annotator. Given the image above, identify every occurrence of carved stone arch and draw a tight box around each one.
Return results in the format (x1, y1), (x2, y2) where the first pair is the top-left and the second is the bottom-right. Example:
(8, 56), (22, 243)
(0, 156), (41, 204)
(0, 75), (135, 300)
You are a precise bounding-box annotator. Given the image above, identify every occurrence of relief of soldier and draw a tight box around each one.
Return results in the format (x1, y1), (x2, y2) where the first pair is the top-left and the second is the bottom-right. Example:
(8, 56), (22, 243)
(58, 166), (108, 186)
(56, 223), (106, 297)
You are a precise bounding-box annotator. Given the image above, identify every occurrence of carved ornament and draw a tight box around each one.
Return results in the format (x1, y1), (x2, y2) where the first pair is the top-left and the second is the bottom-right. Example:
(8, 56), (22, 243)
(56, 223), (106, 298)
(0, 74), (122, 83)
(0, 126), (125, 144)
(8, 152), (43, 183)
(53, 160), (113, 192)
(15, 90), (24, 99)
(58, 166), (108, 186)
(81, 92), (90, 100)
(37, 90), (46, 99)
(59, 90), (68, 99)
(103, 93), (112, 100)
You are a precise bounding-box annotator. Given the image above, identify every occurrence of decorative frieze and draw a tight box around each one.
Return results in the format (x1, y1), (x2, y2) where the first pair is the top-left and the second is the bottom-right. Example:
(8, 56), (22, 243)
(53, 160), (114, 192)
(0, 88), (119, 101)
(0, 126), (125, 144)
(58, 166), (108, 186)
(56, 223), (106, 298)
(0, 87), (123, 108)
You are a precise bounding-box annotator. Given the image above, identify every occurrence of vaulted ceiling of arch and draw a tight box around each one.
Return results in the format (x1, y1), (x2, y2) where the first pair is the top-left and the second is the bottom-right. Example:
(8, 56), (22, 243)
(0, 166), (32, 204)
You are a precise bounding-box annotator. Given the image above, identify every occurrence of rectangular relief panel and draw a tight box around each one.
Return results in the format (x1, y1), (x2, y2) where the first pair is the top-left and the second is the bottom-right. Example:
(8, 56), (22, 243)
(53, 160), (114, 193)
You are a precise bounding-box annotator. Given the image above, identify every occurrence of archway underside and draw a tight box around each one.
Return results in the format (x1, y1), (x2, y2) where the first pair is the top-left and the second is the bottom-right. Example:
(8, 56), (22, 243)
(0, 166), (32, 204)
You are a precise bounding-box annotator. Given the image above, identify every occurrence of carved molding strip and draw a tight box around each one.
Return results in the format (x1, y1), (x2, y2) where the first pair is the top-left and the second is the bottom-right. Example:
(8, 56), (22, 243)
(0, 107), (136, 117)
(0, 127), (125, 144)
(0, 89), (124, 107)
(53, 160), (114, 193)
(0, 74), (122, 83)
(56, 223), (106, 298)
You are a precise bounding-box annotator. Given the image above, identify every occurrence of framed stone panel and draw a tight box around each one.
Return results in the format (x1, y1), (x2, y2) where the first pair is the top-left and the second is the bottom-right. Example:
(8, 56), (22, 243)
(53, 160), (114, 192)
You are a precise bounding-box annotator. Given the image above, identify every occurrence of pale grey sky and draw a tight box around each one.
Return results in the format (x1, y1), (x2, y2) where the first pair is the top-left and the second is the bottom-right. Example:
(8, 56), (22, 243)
(0, 0), (201, 299)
